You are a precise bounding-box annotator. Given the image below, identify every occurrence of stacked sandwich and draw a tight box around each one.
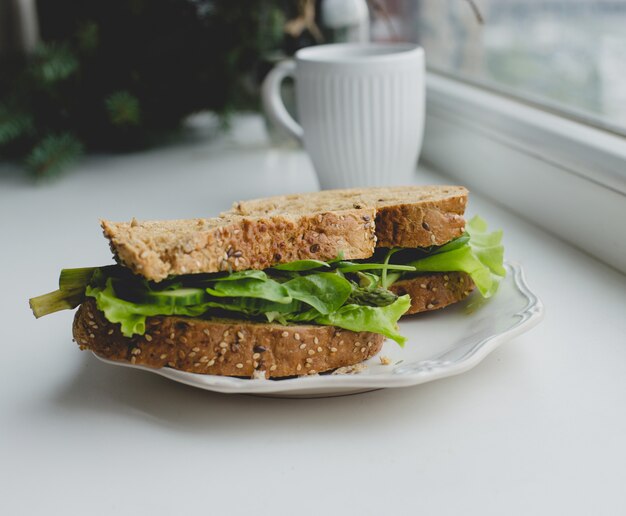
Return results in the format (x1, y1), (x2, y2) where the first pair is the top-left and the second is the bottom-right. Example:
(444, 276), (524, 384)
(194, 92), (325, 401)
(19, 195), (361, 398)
(30, 186), (504, 378)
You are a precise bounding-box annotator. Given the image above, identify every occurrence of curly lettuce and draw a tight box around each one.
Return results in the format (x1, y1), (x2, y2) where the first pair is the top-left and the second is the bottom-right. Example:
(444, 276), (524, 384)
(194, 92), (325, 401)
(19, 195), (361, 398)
(410, 216), (504, 296)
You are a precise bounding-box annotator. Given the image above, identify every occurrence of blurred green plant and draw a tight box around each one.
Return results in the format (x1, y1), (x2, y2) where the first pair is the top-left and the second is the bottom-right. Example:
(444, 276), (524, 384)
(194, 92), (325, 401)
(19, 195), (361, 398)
(0, 0), (287, 178)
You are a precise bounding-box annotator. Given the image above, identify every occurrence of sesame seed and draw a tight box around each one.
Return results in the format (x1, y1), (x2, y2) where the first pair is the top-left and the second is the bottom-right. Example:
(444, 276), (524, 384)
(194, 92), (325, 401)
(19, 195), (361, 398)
(432, 287), (438, 292)
(89, 333), (95, 339)
(131, 348), (141, 355)
(180, 266), (187, 273)
(218, 356), (225, 362)
(145, 334), (153, 342)
(192, 347), (200, 352)
(427, 303), (435, 309)
(444, 282), (449, 287)
(220, 348), (227, 355)
(444, 275), (449, 281)
(189, 352), (197, 358)
(367, 341), (373, 347)
(107, 329), (114, 335)
(170, 332), (175, 339)
(299, 343), (306, 350)
(167, 361), (175, 367)
(200, 356), (209, 362)
(180, 336), (188, 344)
(354, 341), (361, 347)
(314, 337), (319, 345)
(236, 363), (244, 369)
(130, 357), (136, 364)
(194, 362), (201, 367)
(296, 364), (302, 371)
(253, 353), (261, 359)
(308, 349), (315, 356)
(360, 347), (366, 353)
(219, 342), (228, 348)
(306, 358), (313, 364)
(294, 333), (301, 341)
(330, 347), (338, 353)
(281, 331), (289, 338)
(208, 359), (215, 366)
(270, 364), (277, 371)
(87, 312), (94, 319)
(309, 370), (317, 375)
(237, 331), (244, 340)
(430, 234), (436, 243)
(317, 346), (322, 352)
(253, 361), (259, 368)
(92, 324), (98, 330)
(420, 283), (427, 289)
(339, 340), (344, 346)
(223, 330), (230, 337)
(178, 350), (186, 359)
(160, 353), (167, 359)
(305, 363), (311, 368)
(203, 329), (210, 336)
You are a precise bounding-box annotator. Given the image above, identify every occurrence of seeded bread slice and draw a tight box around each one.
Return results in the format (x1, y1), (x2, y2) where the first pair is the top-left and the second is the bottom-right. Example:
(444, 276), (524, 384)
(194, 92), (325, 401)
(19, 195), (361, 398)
(74, 299), (384, 379)
(226, 185), (468, 248)
(389, 272), (475, 315)
(101, 210), (376, 282)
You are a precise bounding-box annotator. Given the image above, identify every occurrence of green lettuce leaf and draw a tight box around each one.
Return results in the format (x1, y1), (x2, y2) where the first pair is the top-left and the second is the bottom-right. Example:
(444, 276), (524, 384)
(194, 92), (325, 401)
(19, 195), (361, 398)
(85, 279), (208, 337)
(407, 216), (505, 297)
(315, 295), (411, 345)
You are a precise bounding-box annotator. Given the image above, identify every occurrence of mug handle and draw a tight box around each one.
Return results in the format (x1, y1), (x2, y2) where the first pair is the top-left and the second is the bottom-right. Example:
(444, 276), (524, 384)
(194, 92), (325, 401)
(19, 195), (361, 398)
(261, 60), (304, 142)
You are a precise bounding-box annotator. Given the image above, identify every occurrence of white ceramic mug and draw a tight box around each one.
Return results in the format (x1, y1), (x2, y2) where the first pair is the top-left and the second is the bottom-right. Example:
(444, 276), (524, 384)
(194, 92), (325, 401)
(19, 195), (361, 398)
(262, 43), (425, 189)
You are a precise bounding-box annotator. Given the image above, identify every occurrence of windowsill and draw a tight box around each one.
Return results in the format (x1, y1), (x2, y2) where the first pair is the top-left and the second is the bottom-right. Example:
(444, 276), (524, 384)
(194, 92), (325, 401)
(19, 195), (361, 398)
(423, 72), (626, 274)
(2, 114), (626, 514)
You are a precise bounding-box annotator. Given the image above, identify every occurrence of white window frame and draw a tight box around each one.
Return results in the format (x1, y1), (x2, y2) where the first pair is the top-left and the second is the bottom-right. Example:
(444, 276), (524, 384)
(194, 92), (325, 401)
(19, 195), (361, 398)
(422, 72), (626, 274)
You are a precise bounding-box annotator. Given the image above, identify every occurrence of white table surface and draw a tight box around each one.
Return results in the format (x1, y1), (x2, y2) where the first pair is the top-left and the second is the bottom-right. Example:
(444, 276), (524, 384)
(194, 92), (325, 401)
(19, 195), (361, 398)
(2, 115), (625, 516)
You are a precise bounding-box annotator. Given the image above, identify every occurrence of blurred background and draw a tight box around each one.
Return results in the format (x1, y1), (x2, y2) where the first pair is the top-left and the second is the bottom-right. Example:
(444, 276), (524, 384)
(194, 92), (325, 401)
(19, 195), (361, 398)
(1, 0), (625, 179)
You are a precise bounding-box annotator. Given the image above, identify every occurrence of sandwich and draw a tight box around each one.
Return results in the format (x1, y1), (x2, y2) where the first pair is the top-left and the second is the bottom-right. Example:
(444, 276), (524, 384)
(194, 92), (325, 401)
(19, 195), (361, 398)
(29, 186), (504, 379)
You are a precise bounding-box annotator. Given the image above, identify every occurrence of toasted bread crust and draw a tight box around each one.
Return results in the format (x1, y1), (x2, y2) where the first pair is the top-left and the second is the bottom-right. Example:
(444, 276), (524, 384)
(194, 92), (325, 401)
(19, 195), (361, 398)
(226, 185), (468, 248)
(102, 210), (376, 282)
(389, 272), (475, 315)
(73, 299), (384, 378)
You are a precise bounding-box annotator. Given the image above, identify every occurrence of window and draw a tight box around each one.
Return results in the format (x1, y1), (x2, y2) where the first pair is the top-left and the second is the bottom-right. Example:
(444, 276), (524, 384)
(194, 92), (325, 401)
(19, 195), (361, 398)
(374, 0), (626, 135)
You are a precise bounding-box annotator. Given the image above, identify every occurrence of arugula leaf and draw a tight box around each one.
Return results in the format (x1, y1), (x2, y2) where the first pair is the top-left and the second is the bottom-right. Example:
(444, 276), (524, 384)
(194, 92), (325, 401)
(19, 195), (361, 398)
(272, 259), (330, 271)
(336, 262), (415, 273)
(210, 270), (268, 281)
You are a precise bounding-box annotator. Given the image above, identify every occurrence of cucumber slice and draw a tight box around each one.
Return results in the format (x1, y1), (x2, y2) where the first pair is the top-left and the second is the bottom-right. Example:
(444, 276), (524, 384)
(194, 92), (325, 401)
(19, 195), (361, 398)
(133, 287), (207, 307)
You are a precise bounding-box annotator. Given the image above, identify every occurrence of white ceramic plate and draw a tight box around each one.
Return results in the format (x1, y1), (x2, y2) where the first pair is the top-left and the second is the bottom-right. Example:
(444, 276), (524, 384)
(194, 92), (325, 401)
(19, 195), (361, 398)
(94, 262), (543, 398)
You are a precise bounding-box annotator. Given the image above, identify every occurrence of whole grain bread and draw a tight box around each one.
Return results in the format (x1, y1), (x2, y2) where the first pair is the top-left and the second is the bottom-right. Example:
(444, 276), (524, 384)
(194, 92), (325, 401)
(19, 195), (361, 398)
(74, 299), (384, 379)
(102, 210), (376, 282)
(225, 185), (468, 248)
(389, 272), (474, 315)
